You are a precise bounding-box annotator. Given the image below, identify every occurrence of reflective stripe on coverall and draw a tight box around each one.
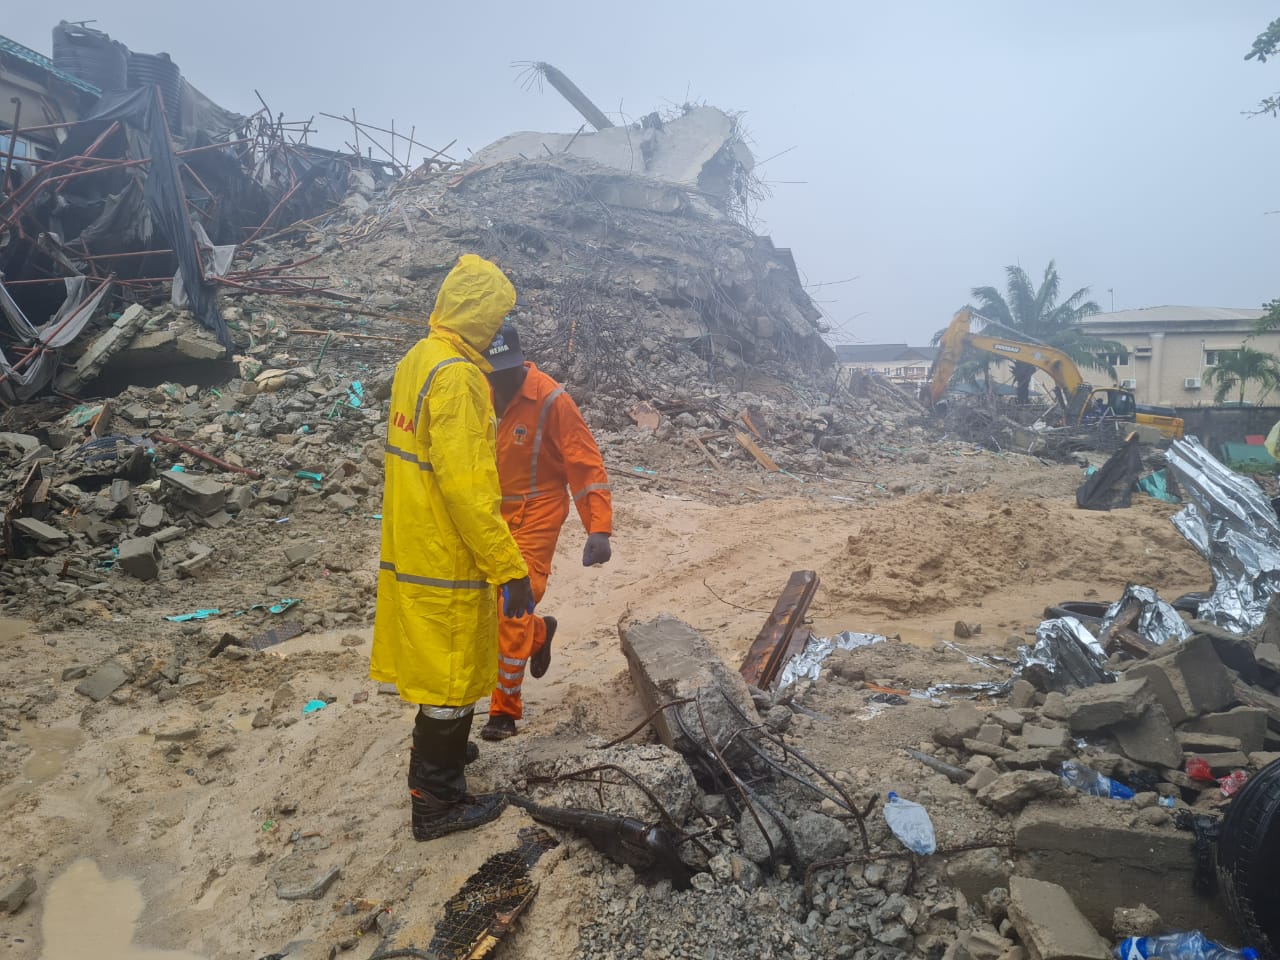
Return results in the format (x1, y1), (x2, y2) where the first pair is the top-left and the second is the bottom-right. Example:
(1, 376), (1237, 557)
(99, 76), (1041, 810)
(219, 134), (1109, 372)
(489, 362), (612, 719)
(370, 255), (528, 708)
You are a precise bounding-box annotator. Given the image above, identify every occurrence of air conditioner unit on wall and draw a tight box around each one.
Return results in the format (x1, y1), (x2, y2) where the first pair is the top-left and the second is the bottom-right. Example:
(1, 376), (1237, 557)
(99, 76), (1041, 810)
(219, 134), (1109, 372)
(1120, 379), (1137, 388)
(1184, 378), (1201, 389)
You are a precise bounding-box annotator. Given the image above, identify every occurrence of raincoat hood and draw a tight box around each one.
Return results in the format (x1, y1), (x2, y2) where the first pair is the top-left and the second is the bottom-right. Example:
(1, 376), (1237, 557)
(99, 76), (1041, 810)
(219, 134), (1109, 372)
(428, 254), (517, 367)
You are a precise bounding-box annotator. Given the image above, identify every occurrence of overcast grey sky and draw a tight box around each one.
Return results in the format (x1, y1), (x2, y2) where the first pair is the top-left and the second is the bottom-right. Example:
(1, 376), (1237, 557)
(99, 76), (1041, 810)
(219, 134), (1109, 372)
(8, 2), (1277, 345)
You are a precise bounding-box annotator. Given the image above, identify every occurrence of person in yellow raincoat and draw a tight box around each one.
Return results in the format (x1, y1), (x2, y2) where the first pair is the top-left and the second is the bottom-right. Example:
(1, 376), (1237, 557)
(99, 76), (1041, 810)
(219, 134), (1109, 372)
(371, 253), (534, 841)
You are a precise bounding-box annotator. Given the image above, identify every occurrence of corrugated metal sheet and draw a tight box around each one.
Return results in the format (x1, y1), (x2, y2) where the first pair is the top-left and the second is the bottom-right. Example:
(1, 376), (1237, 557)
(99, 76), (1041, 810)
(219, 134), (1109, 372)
(0, 34), (101, 96)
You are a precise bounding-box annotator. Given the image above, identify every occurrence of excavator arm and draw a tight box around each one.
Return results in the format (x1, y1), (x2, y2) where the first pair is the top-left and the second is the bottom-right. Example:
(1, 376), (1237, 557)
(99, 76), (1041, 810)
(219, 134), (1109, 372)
(928, 309), (1092, 419)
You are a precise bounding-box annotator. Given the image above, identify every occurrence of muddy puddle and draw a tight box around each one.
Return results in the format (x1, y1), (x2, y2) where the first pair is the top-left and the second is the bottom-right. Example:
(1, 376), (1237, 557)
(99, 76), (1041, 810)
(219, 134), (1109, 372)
(42, 860), (206, 960)
(0, 723), (83, 811)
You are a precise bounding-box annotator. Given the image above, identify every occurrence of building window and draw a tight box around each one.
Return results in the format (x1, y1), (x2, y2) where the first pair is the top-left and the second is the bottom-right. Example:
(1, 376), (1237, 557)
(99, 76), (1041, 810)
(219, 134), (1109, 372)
(1096, 352), (1127, 367)
(1204, 350), (1219, 367)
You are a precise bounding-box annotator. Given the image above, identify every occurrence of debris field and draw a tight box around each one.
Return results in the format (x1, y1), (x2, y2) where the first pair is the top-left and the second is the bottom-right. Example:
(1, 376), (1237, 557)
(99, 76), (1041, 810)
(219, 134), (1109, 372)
(0, 20), (1278, 960)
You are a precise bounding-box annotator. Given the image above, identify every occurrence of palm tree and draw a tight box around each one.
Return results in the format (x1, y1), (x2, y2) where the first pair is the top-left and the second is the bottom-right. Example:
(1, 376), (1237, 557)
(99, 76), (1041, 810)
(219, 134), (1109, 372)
(1205, 347), (1280, 404)
(961, 262), (1120, 403)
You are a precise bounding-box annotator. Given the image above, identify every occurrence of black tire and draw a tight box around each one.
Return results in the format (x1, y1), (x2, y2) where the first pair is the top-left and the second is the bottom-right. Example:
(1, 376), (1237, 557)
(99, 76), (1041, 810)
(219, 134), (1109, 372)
(1217, 758), (1280, 959)
(1172, 592), (1208, 616)
(1043, 602), (1109, 632)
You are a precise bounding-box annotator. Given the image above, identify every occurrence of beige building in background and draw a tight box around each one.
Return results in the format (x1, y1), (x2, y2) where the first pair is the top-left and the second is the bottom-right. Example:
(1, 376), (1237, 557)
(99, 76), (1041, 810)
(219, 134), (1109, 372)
(1079, 306), (1271, 406)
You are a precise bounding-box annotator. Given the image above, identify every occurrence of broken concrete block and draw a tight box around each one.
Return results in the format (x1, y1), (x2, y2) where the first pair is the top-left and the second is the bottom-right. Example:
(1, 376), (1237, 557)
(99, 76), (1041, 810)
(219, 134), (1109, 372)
(0, 873), (35, 914)
(1111, 704), (1182, 769)
(1256, 642), (1280, 676)
(977, 771), (1061, 814)
(11, 517), (69, 546)
(967, 766), (999, 794)
(950, 927), (1013, 960)
(328, 493), (359, 512)
(933, 703), (983, 748)
(225, 485), (254, 514)
(1249, 751), (1280, 769)
(963, 738), (1012, 759)
(136, 503), (166, 533)
(1014, 808), (1217, 938)
(999, 748), (1072, 771)
(54, 303), (149, 391)
(1122, 658), (1188, 726)
(791, 812), (849, 865)
(175, 334), (226, 361)
(1112, 904), (1161, 939)
(1128, 635), (1233, 720)
(1020, 724), (1069, 750)
(946, 848), (1011, 904)
(620, 614), (761, 765)
(992, 709), (1026, 733)
(1009, 679), (1037, 710)
(117, 537), (161, 580)
(1008, 876), (1110, 960)
(1040, 691), (1069, 721)
(1176, 731), (1244, 754)
(160, 470), (227, 516)
(1063, 678), (1152, 734)
(285, 542), (321, 566)
(738, 807), (787, 865)
(1186, 751), (1249, 773)
(976, 723), (1005, 746)
(177, 545), (215, 579)
(75, 660), (129, 701)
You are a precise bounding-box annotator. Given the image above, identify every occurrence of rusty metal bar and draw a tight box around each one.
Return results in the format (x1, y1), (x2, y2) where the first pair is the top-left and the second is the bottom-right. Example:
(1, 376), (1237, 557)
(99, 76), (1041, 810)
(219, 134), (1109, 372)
(242, 179), (302, 244)
(0, 274), (113, 387)
(740, 570), (820, 690)
(151, 433), (261, 479)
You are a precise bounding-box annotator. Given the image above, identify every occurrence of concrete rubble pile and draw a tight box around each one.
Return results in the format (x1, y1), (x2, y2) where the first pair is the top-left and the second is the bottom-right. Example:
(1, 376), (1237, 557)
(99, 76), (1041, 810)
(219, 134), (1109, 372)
(229, 147), (930, 474)
(466, 612), (1222, 960)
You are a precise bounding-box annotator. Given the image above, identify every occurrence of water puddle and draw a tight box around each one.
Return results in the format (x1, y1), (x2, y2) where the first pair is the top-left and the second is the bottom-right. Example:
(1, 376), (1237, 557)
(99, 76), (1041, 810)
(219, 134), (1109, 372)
(0, 617), (30, 643)
(42, 859), (206, 960)
(0, 725), (83, 810)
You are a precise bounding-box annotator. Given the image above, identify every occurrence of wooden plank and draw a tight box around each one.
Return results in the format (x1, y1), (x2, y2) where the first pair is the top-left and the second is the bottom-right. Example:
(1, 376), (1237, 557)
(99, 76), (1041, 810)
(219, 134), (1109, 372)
(734, 430), (780, 472)
(740, 570), (820, 689)
(687, 436), (723, 472)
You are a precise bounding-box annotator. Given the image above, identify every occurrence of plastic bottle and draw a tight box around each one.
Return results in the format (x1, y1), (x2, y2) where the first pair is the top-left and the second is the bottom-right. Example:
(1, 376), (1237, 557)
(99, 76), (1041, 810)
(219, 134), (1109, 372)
(1113, 931), (1258, 960)
(1060, 760), (1135, 800)
(884, 792), (936, 855)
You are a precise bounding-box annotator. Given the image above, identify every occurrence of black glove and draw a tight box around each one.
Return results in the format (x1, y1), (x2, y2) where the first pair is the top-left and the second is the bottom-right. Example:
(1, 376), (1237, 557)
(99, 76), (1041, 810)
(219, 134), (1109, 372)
(582, 533), (612, 567)
(501, 577), (535, 618)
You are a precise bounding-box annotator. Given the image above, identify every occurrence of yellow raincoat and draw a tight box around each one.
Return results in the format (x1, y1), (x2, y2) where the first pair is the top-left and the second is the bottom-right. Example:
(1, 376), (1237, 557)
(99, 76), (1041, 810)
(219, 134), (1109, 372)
(371, 255), (529, 705)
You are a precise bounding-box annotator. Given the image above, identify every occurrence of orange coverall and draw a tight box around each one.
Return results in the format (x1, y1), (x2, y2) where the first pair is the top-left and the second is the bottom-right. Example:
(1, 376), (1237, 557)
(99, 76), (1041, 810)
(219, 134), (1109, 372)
(489, 362), (612, 719)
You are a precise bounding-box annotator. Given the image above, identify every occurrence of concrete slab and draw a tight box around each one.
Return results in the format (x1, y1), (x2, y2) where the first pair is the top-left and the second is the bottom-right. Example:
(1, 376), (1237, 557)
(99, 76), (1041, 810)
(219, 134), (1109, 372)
(1062, 678), (1152, 734)
(1008, 876), (1110, 960)
(620, 614), (761, 765)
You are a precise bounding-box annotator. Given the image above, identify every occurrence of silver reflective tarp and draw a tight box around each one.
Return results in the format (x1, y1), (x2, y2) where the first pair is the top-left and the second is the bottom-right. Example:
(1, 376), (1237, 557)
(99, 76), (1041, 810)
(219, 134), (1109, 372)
(1101, 584), (1192, 646)
(777, 630), (886, 689)
(1166, 437), (1280, 632)
(1018, 617), (1113, 691)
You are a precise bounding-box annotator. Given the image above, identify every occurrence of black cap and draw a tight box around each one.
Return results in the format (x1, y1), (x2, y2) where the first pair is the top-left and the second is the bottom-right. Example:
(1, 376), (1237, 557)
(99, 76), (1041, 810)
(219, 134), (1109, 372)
(485, 322), (525, 372)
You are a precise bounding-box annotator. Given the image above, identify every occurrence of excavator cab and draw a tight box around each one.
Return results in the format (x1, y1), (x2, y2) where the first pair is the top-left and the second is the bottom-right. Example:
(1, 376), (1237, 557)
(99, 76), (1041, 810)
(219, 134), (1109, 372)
(1081, 388), (1135, 425)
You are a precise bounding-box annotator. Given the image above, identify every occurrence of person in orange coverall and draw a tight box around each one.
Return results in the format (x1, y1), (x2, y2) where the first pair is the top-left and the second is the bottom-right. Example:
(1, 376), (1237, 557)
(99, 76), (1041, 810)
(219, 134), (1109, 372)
(479, 322), (613, 741)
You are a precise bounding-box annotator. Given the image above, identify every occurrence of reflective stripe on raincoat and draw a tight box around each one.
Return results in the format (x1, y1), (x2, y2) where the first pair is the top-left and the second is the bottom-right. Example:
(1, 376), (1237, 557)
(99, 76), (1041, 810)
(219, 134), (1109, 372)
(371, 254), (529, 706)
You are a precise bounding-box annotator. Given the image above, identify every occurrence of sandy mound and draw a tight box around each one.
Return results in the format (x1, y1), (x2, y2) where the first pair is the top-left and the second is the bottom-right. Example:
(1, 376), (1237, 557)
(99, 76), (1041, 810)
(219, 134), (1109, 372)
(828, 492), (1205, 617)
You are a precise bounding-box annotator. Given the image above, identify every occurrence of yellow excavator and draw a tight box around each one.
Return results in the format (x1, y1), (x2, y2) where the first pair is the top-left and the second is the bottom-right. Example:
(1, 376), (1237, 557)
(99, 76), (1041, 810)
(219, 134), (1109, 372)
(928, 309), (1184, 441)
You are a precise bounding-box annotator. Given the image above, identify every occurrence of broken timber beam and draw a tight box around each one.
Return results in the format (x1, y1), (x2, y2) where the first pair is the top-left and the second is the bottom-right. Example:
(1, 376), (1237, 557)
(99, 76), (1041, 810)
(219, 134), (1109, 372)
(1097, 597), (1158, 660)
(734, 430), (780, 472)
(740, 570), (819, 690)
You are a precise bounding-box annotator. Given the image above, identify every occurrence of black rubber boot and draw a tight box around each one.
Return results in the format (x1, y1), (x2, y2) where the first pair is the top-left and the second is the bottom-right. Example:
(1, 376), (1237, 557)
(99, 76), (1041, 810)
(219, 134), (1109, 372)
(408, 710), (504, 841)
(410, 709), (472, 800)
(410, 789), (507, 841)
(480, 714), (517, 741)
(530, 615), (557, 679)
